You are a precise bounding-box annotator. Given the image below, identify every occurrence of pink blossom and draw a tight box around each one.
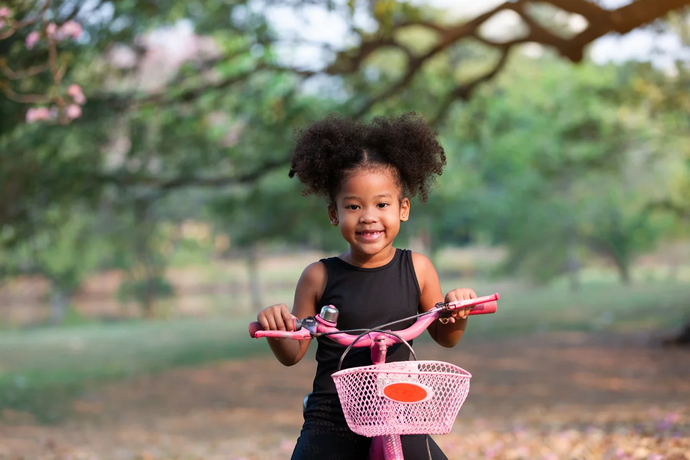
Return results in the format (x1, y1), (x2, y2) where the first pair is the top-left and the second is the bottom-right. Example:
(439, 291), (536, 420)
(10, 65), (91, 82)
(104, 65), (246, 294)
(65, 104), (82, 119)
(72, 92), (86, 104)
(67, 84), (82, 96)
(26, 107), (51, 123)
(58, 20), (82, 39)
(46, 22), (57, 37)
(25, 31), (40, 49)
(67, 84), (86, 104)
(67, 83), (81, 97)
(0, 7), (10, 18)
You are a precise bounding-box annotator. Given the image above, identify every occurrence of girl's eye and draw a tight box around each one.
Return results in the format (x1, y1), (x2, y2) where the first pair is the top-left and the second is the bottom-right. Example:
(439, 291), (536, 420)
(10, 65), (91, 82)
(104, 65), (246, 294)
(346, 205), (360, 210)
(377, 203), (389, 208)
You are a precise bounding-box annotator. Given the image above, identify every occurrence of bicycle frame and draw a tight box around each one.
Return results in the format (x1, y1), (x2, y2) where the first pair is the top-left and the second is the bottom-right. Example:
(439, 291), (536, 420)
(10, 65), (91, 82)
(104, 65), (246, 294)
(249, 293), (499, 460)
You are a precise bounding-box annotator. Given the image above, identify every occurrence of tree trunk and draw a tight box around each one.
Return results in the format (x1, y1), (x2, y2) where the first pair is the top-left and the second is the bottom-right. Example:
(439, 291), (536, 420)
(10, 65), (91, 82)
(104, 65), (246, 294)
(133, 198), (158, 318)
(615, 257), (632, 284)
(49, 285), (69, 325)
(605, 237), (632, 285)
(247, 245), (263, 312)
(142, 268), (157, 319)
(566, 239), (580, 292)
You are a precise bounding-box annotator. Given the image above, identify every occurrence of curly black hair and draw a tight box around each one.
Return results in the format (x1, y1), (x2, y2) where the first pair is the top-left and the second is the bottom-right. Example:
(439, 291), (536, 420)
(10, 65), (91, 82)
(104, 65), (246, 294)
(288, 112), (446, 203)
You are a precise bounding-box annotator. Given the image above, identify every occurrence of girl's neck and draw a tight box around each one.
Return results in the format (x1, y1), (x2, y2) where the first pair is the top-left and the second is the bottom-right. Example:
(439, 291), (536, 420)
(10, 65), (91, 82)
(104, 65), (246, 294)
(339, 245), (397, 268)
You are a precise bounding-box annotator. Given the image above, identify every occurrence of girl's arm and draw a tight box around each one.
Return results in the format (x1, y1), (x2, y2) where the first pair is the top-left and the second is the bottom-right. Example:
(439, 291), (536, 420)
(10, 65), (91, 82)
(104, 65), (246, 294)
(412, 252), (474, 348)
(256, 261), (326, 366)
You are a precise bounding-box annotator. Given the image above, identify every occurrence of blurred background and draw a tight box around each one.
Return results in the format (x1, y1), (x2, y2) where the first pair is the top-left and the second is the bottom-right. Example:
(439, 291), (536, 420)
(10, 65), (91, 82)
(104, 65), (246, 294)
(1, 1), (689, 459)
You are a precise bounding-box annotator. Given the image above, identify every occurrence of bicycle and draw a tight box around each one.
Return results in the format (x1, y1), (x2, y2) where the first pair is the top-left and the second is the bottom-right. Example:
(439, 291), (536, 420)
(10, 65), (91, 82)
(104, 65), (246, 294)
(249, 292), (499, 460)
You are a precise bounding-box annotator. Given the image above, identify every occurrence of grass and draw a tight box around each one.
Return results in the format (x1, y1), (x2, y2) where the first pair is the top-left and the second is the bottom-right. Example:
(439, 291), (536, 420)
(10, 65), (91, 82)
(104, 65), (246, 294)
(453, 280), (690, 339)
(0, 316), (264, 422)
(1, 275), (689, 423)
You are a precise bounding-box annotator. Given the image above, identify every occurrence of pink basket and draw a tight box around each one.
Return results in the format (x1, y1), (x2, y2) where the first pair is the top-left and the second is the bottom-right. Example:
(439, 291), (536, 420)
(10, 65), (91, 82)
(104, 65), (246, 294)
(331, 360), (471, 437)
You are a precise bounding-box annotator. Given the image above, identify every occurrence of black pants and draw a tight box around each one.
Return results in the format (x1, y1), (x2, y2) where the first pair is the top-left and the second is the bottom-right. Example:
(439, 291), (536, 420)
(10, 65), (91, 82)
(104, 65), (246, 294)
(290, 427), (449, 460)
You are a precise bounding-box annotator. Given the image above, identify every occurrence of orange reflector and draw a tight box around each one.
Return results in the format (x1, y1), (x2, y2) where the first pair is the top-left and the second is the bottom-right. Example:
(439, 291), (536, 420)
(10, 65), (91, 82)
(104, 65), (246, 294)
(382, 382), (430, 403)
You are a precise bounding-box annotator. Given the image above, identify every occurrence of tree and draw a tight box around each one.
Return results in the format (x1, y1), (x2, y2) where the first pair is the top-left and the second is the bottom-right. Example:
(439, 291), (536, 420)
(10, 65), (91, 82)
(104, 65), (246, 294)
(2, 0), (690, 323)
(3, 1), (690, 245)
(443, 56), (681, 287)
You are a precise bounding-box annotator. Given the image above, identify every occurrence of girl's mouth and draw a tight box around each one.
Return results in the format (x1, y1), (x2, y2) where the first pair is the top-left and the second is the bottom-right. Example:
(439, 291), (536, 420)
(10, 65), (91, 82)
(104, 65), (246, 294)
(357, 230), (383, 241)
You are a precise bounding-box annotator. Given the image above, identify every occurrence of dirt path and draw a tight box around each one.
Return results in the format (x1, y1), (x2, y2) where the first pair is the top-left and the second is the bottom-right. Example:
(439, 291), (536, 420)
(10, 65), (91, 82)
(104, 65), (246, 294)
(1, 332), (689, 460)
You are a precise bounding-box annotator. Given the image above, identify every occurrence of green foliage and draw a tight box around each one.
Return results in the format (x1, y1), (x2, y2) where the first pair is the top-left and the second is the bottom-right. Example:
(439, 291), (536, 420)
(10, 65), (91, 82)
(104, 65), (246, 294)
(1, 0), (689, 322)
(440, 56), (682, 283)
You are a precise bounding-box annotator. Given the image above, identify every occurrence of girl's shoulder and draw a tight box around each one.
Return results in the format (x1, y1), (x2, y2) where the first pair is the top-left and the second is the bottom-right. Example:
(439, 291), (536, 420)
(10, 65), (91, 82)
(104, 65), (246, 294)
(409, 250), (440, 284)
(299, 260), (328, 284)
(409, 250), (435, 271)
(296, 260), (328, 300)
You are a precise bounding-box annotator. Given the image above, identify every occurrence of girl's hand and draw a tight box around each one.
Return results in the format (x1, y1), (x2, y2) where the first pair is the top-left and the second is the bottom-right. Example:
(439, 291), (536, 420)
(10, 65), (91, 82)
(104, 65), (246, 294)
(444, 288), (477, 323)
(257, 303), (296, 331)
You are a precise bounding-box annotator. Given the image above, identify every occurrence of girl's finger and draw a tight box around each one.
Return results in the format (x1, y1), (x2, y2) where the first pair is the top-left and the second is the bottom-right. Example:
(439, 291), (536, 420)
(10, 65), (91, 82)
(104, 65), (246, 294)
(452, 305), (471, 319)
(282, 309), (295, 331)
(274, 312), (287, 331)
(266, 315), (278, 331)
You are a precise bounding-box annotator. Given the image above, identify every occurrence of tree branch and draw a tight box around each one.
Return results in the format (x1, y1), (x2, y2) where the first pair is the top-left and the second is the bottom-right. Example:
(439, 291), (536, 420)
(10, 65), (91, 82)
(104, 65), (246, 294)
(98, 60), (316, 110)
(84, 0), (690, 190)
(0, 59), (49, 79)
(95, 158), (291, 191)
(431, 46), (513, 127)
(0, 80), (52, 103)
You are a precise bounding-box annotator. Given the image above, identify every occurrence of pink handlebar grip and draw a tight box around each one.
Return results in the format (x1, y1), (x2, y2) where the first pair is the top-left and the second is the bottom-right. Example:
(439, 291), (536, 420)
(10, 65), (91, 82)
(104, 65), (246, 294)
(248, 321), (263, 338)
(446, 293), (500, 311)
(468, 301), (497, 315)
(248, 320), (310, 339)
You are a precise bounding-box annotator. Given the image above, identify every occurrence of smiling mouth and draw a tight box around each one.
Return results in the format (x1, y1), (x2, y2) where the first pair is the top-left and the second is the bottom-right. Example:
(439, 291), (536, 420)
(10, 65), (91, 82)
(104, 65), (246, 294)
(357, 230), (383, 238)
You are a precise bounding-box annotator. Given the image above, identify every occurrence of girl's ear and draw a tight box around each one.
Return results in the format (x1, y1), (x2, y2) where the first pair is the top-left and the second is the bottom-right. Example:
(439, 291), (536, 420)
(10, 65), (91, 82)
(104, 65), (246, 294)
(327, 203), (339, 226)
(400, 198), (410, 222)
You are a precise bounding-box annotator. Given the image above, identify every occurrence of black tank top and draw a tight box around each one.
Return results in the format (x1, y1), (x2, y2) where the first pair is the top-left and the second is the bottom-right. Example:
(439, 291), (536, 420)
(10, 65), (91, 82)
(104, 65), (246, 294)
(304, 248), (421, 428)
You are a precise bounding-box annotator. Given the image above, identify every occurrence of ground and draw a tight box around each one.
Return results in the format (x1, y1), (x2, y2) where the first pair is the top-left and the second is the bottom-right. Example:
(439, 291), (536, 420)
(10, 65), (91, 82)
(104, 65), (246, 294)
(1, 330), (688, 460)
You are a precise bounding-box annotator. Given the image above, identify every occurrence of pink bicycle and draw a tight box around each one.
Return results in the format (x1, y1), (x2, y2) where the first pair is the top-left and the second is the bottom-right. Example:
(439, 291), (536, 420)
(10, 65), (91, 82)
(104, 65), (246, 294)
(249, 293), (499, 460)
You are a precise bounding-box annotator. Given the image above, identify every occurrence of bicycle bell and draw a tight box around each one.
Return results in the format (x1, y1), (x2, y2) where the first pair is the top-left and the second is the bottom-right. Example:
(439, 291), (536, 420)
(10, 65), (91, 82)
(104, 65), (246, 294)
(319, 305), (339, 323)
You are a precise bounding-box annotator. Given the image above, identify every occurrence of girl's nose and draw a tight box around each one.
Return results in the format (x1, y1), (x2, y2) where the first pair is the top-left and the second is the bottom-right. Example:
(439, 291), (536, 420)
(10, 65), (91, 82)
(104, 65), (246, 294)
(359, 209), (378, 223)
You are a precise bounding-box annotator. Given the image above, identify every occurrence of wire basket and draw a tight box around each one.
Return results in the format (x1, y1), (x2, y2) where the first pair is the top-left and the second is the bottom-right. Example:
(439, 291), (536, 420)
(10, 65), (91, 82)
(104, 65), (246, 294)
(331, 360), (471, 437)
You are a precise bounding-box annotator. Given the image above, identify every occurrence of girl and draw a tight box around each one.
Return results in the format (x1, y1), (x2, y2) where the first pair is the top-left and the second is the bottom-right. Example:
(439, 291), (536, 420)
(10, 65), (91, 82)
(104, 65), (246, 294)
(256, 112), (478, 460)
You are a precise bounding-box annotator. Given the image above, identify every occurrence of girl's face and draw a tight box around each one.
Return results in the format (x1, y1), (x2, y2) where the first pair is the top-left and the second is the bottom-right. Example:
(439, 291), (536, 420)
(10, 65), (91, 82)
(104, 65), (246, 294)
(328, 167), (410, 266)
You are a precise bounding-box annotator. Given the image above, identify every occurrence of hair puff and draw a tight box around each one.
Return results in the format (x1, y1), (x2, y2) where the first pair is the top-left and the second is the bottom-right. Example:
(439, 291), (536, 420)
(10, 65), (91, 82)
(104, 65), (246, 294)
(289, 112), (446, 203)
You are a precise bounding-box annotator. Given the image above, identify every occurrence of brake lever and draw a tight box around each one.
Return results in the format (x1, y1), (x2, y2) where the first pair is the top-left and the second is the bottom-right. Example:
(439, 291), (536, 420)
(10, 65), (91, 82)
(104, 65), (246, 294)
(296, 316), (319, 335)
(435, 302), (453, 324)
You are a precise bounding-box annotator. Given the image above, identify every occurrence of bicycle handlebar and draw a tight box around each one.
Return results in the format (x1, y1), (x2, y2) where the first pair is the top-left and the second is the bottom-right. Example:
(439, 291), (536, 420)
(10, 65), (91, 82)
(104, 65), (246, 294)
(248, 293), (499, 346)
